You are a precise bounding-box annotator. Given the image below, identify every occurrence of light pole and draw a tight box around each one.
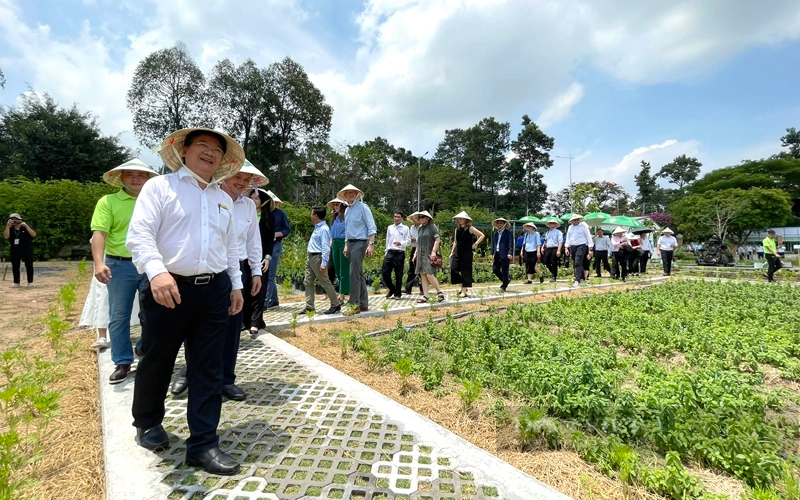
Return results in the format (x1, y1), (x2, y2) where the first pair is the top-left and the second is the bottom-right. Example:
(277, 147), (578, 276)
(417, 151), (428, 211)
(555, 154), (574, 211)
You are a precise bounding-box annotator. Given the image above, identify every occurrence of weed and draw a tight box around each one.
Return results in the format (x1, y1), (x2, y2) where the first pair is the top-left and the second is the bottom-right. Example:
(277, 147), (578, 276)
(395, 358), (413, 394)
(457, 379), (482, 412)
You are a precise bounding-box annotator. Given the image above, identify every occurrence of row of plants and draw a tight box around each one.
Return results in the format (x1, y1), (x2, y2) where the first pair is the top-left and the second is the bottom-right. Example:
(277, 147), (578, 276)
(336, 280), (800, 499)
(0, 261), (88, 499)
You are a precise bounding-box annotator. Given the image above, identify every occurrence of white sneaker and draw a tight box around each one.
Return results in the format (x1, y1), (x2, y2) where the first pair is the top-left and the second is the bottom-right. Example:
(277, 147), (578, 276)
(572, 280), (580, 288)
(92, 337), (109, 349)
(11, 283), (20, 288)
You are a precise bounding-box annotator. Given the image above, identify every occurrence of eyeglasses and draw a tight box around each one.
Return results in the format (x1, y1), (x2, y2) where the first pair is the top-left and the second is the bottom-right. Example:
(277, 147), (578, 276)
(192, 141), (224, 157)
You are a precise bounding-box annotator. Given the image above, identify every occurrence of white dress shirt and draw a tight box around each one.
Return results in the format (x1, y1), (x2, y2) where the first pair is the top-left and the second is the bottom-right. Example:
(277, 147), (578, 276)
(127, 167), (243, 290)
(232, 195), (263, 276)
(565, 221), (593, 247)
(408, 225), (419, 248)
(658, 235), (678, 251)
(385, 223), (410, 252)
(640, 238), (654, 252)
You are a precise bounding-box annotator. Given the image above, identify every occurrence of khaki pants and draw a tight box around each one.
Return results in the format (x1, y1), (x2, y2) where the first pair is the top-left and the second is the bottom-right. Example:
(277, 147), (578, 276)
(304, 253), (340, 311)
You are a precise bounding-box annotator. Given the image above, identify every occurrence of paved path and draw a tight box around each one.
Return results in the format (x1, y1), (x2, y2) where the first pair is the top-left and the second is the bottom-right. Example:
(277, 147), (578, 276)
(99, 276), (666, 499)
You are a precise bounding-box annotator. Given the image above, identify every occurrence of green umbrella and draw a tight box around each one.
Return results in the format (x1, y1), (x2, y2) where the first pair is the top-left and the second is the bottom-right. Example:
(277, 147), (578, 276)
(517, 215), (542, 223)
(583, 211), (610, 226)
(560, 212), (577, 222)
(604, 215), (642, 228)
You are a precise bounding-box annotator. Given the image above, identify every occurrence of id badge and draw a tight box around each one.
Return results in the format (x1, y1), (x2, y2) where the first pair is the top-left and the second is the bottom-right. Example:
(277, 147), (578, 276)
(13, 239), (19, 245)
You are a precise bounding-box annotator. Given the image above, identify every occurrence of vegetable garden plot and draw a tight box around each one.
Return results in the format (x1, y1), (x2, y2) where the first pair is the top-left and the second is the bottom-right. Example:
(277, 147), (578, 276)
(363, 281), (800, 499)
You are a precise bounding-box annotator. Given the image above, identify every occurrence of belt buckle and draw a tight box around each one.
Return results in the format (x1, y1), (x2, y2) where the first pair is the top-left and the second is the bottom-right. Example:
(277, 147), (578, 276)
(194, 275), (211, 285)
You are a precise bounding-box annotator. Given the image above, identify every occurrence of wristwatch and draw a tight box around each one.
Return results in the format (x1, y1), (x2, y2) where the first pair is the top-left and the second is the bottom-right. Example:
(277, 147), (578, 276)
(265, 255), (272, 261)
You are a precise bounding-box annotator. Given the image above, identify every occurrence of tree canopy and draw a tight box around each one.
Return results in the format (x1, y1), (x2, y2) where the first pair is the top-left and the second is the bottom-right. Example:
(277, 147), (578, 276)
(658, 154), (702, 189)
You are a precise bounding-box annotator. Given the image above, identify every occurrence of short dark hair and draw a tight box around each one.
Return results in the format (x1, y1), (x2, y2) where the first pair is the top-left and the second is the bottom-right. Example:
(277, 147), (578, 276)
(312, 206), (326, 220)
(767, 229), (776, 235)
(393, 211), (404, 218)
(184, 130), (227, 154)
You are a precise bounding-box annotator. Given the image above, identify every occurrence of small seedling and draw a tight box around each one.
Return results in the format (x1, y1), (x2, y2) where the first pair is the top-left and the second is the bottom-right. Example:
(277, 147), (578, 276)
(291, 311), (298, 334)
(382, 301), (389, 317)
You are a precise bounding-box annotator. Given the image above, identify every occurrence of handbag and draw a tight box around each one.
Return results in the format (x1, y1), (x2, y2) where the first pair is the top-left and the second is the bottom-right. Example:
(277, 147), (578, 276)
(431, 253), (444, 268)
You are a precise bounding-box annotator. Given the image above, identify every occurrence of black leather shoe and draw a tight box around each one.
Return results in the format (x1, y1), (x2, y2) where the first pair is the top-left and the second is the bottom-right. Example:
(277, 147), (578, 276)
(322, 305), (341, 315)
(359, 306), (369, 312)
(109, 364), (131, 385)
(136, 425), (169, 452)
(222, 384), (247, 401)
(186, 447), (240, 475)
(385, 292), (393, 299)
(171, 366), (188, 396)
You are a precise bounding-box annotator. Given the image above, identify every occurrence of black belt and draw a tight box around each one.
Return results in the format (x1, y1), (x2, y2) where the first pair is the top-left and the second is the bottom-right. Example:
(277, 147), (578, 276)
(170, 272), (218, 285)
(107, 255), (132, 261)
(388, 249), (405, 253)
(347, 239), (367, 243)
(308, 252), (321, 256)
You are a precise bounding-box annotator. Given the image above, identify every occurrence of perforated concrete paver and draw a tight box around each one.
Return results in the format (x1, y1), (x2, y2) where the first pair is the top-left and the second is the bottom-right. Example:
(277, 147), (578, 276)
(99, 277), (667, 499)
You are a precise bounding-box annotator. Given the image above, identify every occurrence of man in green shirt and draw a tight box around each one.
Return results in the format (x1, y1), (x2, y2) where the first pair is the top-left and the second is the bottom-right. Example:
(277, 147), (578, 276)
(763, 230), (782, 282)
(91, 159), (158, 384)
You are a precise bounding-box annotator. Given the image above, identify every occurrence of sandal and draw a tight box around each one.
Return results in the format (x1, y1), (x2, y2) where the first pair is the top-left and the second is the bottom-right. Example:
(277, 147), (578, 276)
(437, 292), (445, 302)
(416, 296), (429, 303)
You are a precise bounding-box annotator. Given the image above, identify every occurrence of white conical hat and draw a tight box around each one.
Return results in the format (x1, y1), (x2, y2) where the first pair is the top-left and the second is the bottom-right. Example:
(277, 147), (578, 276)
(337, 184), (364, 200)
(237, 159), (269, 187)
(157, 127), (245, 182)
(612, 226), (626, 235)
(492, 217), (510, 230)
(452, 211), (472, 221)
(661, 227), (674, 234)
(266, 190), (282, 204)
(102, 158), (159, 187)
(327, 198), (347, 212)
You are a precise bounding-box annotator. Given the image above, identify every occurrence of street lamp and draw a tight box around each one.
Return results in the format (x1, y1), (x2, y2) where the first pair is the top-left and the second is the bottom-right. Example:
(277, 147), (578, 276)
(417, 151), (429, 211)
(555, 154), (574, 211)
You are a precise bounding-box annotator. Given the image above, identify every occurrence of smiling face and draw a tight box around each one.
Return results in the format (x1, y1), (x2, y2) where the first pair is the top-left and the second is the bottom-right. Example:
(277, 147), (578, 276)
(120, 170), (150, 194)
(182, 133), (224, 181)
(418, 215), (429, 225)
(222, 171), (254, 197)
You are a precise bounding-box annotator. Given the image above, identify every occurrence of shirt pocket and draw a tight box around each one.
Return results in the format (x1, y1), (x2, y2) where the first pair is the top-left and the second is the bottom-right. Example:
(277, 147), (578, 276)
(237, 220), (250, 238)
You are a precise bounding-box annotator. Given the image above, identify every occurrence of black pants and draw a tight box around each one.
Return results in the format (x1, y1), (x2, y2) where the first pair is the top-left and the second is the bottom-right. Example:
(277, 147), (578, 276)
(612, 249), (629, 280)
(639, 251), (650, 274)
(628, 250), (640, 274)
(493, 254), (510, 288)
(570, 244), (589, 283)
(593, 250), (610, 277)
(661, 250), (674, 275)
(404, 247), (421, 294)
(381, 250), (405, 297)
(523, 250), (538, 276)
(543, 247), (559, 279)
(132, 272), (231, 455)
(10, 247), (33, 284)
(239, 260), (257, 330)
(766, 254), (780, 281)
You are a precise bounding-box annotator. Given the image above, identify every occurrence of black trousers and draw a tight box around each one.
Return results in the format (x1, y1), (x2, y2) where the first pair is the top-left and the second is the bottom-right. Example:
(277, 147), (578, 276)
(523, 250), (538, 276)
(404, 247), (421, 293)
(661, 250), (674, 275)
(381, 250), (405, 297)
(628, 250), (640, 274)
(10, 247), (33, 284)
(132, 272), (231, 455)
(612, 249), (630, 280)
(570, 244), (589, 283)
(593, 250), (610, 276)
(493, 254), (510, 288)
(224, 260), (250, 385)
(239, 261), (256, 330)
(639, 251), (650, 274)
(543, 247), (559, 279)
(766, 254), (779, 281)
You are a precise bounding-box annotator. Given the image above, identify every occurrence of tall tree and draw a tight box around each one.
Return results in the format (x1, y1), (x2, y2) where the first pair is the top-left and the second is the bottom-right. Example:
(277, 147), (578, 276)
(510, 115), (554, 214)
(634, 160), (658, 212)
(0, 93), (134, 181)
(261, 57), (333, 192)
(658, 154), (702, 189)
(126, 42), (210, 149)
(207, 58), (266, 154)
(498, 157), (547, 215)
(780, 127), (800, 158)
(423, 165), (473, 213)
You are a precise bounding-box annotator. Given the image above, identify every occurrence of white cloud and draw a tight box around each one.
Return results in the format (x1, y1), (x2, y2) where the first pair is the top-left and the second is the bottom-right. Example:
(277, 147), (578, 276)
(537, 83), (584, 129)
(596, 139), (702, 192)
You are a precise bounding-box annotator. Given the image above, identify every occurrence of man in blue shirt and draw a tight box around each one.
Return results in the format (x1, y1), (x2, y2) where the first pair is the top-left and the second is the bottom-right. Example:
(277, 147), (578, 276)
(264, 191), (291, 308)
(339, 184), (377, 313)
(303, 206), (341, 314)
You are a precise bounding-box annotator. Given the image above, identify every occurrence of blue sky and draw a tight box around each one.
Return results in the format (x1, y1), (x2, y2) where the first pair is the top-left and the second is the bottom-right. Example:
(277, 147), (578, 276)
(1, 0), (799, 196)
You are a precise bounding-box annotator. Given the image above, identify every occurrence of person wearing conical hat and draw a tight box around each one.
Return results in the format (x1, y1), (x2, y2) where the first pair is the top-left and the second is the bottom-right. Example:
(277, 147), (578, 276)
(248, 188), (276, 337)
(592, 228), (612, 278)
(491, 218), (514, 292)
(127, 128), (246, 476)
(542, 218), (563, 282)
(90, 158), (159, 384)
(656, 227), (678, 276)
(338, 184), (377, 313)
(403, 212), (423, 296)
(264, 189), (292, 309)
(564, 213), (593, 287)
(449, 211), (485, 298)
(610, 226), (630, 281)
(520, 222), (543, 285)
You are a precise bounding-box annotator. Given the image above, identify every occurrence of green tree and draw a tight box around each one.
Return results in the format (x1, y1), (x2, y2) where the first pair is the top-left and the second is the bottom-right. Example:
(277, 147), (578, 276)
(126, 42), (210, 149)
(260, 57), (333, 193)
(634, 160), (658, 212)
(780, 127), (800, 158)
(423, 165), (474, 213)
(545, 181), (630, 215)
(498, 157), (547, 215)
(669, 188), (792, 243)
(658, 154), (702, 189)
(207, 58), (266, 153)
(510, 115), (553, 214)
(0, 93), (134, 181)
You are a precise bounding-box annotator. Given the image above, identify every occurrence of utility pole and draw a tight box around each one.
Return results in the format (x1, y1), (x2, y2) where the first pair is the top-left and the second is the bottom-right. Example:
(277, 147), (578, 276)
(417, 151), (429, 211)
(555, 154), (574, 211)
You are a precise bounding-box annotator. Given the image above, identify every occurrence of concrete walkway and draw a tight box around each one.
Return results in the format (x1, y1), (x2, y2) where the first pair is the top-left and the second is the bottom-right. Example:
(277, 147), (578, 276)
(99, 276), (666, 499)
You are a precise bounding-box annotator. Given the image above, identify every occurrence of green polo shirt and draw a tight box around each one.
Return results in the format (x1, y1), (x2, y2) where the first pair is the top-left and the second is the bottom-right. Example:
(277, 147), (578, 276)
(762, 236), (778, 256)
(90, 190), (137, 258)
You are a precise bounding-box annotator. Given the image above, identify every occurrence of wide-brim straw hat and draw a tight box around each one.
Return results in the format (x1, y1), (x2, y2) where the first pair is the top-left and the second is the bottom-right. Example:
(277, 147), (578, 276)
(410, 210), (433, 224)
(545, 219), (561, 228)
(569, 213), (584, 222)
(266, 190), (282, 204)
(612, 226), (626, 235)
(523, 222), (537, 229)
(661, 227), (674, 234)
(239, 159), (269, 187)
(337, 184), (364, 200)
(327, 198), (347, 212)
(158, 127), (245, 181)
(492, 217), (511, 230)
(102, 158), (159, 188)
(452, 211), (472, 221)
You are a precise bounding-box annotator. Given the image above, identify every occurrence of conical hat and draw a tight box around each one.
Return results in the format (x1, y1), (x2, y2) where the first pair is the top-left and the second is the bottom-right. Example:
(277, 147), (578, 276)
(568, 213), (584, 222)
(452, 211), (472, 221)
(266, 190), (282, 204)
(612, 226), (626, 235)
(661, 227), (674, 234)
(409, 211), (433, 224)
(102, 158), (159, 188)
(238, 159), (269, 187)
(406, 211), (421, 223)
(327, 198), (347, 212)
(157, 127), (244, 182)
(337, 184), (364, 200)
(492, 217), (510, 230)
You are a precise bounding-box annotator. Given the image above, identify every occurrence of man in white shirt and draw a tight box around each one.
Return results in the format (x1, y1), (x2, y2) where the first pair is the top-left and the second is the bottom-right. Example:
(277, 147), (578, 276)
(639, 234), (654, 273)
(656, 227), (679, 276)
(592, 228), (611, 278)
(564, 214), (593, 286)
(381, 211), (410, 300)
(127, 128), (245, 476)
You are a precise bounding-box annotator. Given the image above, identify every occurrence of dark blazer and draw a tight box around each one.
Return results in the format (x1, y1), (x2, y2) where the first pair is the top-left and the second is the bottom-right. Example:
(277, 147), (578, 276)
(491, 229), (513, 260)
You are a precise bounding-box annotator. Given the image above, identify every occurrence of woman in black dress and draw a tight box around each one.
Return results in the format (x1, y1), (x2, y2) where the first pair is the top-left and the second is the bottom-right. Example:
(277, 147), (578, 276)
(449, 211), (485, 298)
